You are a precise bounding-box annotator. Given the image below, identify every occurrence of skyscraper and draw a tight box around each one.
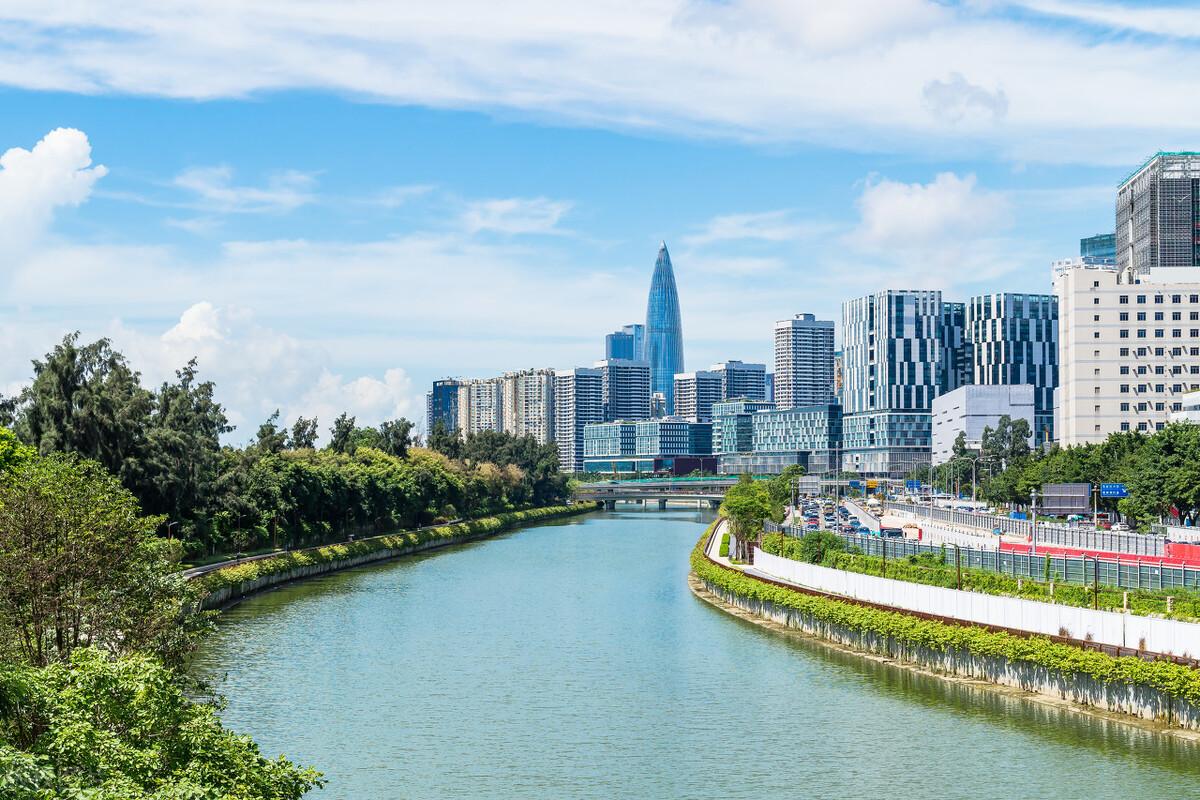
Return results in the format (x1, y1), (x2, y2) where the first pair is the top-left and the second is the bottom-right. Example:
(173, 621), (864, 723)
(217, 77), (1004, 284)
(553, 367), (603, 473)
(645, 242), (684, 415)
(596, 358), (651, 421)
(673, 370), (722, 421)
(1118, 152), (1200, 274)
(605, 324), (645, 361)
(710, 360), (767, 401)
(500, 368), (556, 444)
(1081, 233), (1116, 261)
(425, 379), (461, 435)
(455, 377), (504, 436)
(773, 314), (835, 409)
(967, 292), (1058, 445)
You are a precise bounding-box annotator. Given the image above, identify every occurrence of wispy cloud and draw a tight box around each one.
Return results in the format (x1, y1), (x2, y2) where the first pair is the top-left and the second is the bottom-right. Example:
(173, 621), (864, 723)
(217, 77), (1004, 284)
(174, 165), (316, 213)
(0, 2), (1197, 163)
(683, 209), (833, 247)
(461, 197), (572, 235)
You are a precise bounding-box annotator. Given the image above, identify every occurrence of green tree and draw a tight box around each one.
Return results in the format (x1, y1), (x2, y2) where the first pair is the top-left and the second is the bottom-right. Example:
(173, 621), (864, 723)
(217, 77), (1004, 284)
(289, 415), (319, 449)
(0, 427), (33, 476)
(255, 410), (288, 455)
(376, 418), (414, 458)
(7, 333), (152, 484)
(719, 475), (774, 561)
(767, 464), (806, 512)
(0, 455), (206, 668)
(0, 648), (322, 799)
(328, 412), (356, 454)
(427, 420), (462, 459)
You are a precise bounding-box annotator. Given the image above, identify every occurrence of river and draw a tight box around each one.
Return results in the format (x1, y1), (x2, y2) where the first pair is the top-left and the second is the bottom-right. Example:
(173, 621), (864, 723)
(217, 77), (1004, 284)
(192, 509), (1200, 798)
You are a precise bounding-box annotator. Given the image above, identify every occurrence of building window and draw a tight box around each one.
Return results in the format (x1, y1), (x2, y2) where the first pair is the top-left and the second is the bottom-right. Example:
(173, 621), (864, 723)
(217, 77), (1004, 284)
(1093, 297), (1100, 305)
(1156, 402), (1166, 411)
(1120, 402), (1130, 411)
(1174, 329), (1183, 338)
(1120, 329), (1129, 338)
(1138, 422), (1148, 431)
(1120, 347), (1130, 357)
(1174, 312), (1183, 321)
(1155, 329), (1165, 338)
(1173, 295), (1182, 303)
(1174, 384), (1184, 393)
(1155, 295), (1164, 304)
(1155, 312), (1165, 321)
(1138, 402), (1148, 411)
(1138, 347), (1148, 356)
(1120, 312), (1129, 321)
(1156, 366), (1165, 375)
(1093, 314), (1100, 322)
(1191, 295), (1199, 304)
(1120, 384), (1129, 393)
(1137, 329), (1147, 338)
(1120, 295), (1129, 304)
(1137, 295), (1146, 303)
(1174, 347), (1184, 356)
(1094, 280), (1100, 288)
(1174, 403), (1183, 411)
(1137, 366), (1147, 375)
(1121, 422), (1130, 431)
(1157, 422), (1166, 430)
(1137, 312), (1147, 321)
(1120, 366), (1130, 375)
(1094, 331), (1100, 339)
(1193, 312), (1200, 321)
(1157, 384), (1166, 393)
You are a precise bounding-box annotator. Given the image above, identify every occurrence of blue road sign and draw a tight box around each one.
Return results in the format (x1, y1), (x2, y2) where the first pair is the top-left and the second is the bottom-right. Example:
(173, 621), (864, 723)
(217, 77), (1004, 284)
(905, 479), (921, 491)
(1100, 483), (1129, 499)
(848, 480), (863, 489)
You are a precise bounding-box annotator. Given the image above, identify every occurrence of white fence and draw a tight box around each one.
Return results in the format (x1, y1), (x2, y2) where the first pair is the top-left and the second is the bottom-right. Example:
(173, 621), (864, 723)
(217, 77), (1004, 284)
(751, 547), (1200, 659)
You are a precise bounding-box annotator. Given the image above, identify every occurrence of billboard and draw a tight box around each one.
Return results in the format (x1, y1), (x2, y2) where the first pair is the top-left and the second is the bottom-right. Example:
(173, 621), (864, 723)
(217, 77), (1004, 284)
(1040, 483), (1091, 516)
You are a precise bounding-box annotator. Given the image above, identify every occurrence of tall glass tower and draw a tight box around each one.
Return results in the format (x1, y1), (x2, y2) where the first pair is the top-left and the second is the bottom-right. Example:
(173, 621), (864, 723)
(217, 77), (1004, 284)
(645, 241), (684, 415)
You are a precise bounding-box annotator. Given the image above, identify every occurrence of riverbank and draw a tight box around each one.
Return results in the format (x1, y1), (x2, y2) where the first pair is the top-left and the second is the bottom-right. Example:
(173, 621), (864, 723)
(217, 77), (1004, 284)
(691, 522), (1200, 733)
(195, 504), (595, 609)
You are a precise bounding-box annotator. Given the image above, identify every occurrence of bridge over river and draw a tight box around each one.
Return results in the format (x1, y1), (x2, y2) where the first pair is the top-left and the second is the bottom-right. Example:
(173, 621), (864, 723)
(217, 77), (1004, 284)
(573, 476), (902, 510)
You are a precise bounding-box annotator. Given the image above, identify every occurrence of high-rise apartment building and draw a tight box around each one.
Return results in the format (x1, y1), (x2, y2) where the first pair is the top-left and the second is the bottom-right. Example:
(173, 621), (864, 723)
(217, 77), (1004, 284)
(645, 242), (684, 414)
(710, 360), (767, 401)
(841, 290), (947, 477)
(605, 324), (645, 361)
(553, 367), (603, 473)
(425, 379), (461, 435)
(673, 370), (723, 422)
(596, 358), (651, 421)
(967, 292), (1058, 445)
(455, 378), (504, 436)
(1118, 152), (1200, 275)
(774, 313), (835, 410)
(500, 368), (556, 444)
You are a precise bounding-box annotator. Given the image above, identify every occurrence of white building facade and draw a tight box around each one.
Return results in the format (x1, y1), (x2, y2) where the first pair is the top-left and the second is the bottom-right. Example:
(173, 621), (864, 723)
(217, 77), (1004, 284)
(931, 384), (1035, 463)
(773, 314), (835, 410)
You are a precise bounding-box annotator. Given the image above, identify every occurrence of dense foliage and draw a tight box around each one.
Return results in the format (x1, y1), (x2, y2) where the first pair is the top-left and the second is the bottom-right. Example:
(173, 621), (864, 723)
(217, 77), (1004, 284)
(1, 334), (568, 557)
(922, 421), (1200, 529)
(198, 505), (589, 598)
(693, 528), (1200, 706)
(0, 649), (322, 800)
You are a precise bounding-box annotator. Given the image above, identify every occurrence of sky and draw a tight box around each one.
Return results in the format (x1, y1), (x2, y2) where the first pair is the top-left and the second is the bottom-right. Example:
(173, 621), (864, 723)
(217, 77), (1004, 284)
(1, 0), (1198, 441)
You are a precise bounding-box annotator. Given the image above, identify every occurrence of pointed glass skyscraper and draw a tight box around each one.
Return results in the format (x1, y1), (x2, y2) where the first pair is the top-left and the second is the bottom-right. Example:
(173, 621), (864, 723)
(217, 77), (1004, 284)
(645, 241), (684, 415)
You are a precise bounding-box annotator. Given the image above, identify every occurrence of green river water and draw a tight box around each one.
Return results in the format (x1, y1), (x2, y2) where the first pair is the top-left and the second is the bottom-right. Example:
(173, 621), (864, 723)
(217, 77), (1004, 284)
(192, 509), (1200, 798)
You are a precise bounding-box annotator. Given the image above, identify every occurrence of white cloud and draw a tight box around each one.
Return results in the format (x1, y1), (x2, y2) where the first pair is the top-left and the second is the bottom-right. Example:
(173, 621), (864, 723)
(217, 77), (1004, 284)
(0, 2), (1196, 162)
(116, 301), (419, 439)
(854, 172), (1012, 250)
(174, 165), (316, 213)
(682, 209), (832, 247)
(0, 127), (106, 259)
(462, 197), (572, 235)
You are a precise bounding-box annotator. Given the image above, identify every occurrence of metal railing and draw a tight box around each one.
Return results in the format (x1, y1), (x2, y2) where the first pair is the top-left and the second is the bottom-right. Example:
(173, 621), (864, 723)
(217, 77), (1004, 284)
(884, 502), (1166, 557)
(763, 521), (1195, 591)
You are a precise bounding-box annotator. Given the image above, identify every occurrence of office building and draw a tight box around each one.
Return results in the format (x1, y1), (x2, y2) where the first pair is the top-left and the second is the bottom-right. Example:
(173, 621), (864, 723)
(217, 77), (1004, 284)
(596, 358), (651, 421)
(751, 403), (842, 474)
(764, 373), (775, 403)
(645, 242), (684, 414)
(1081, 233), (1116, 261)
(940, 301), (972, 394)
(774, 313), (835, 409)
(1054, 264), (1200, 446)
(500, 368), (556, 444)
(841, 290), (945, 477)
(673, 370), (722, 422)
(425, 379), (461, 435)
(931, 384), (1035, 463)
(605, 324), (645, 361)
(553, 367), (603, 473)
(582, 417), (715, 474)
(455, 378), (504, 436)
(712, 399), (775, 455)
(833, 351), (843, 401)
(1118, 152), (1200, 275)
(967, 292), (1058, 445)
(711, 360), (767, 401)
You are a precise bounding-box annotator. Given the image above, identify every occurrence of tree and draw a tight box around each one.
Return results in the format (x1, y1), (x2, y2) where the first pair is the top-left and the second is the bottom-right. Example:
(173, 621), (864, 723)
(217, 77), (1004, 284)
(427, 420), (461, 459)
(0, 455), (206, 668)
(0, 427), (33, 476)
(376, 418), (414, 458)
(255, 410), (288, 455)
(0, 648), (322, 799)
(328, 413), (356, 454)
(719, 475), (775, 561)
(7, 333), (152, 484)
(289, 416), (319, 450)
(767, 464), (806, 513)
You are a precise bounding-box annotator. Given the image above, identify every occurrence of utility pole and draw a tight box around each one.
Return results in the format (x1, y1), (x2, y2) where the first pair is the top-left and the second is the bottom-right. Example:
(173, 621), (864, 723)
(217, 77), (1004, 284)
(1092, 483), (1099, 529)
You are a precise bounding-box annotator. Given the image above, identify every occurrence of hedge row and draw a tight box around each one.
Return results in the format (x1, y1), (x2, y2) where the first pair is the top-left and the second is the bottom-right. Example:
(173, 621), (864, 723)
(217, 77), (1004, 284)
(692, 525), (1200, 706)
(198, 504), (593, 594)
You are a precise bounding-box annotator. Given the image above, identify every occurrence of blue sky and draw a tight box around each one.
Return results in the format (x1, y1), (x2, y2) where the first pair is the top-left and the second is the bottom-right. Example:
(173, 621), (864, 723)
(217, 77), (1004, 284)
(1, 1), (1197, 439)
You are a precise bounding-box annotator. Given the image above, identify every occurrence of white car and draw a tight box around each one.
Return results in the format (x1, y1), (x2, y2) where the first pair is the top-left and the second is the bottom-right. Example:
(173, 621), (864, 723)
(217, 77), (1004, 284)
(1112, 522), (1131, 532)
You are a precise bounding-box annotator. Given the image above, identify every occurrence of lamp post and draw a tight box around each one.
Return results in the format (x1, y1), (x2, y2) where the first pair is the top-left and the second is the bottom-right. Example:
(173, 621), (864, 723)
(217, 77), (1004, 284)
(166, 521), (179, 541)
(1029, 488), (1039, 555)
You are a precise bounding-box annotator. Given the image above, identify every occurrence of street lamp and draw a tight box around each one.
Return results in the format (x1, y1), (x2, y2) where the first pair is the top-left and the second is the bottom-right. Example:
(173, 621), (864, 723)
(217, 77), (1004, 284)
(166, 521), (179, 540)
(1029, 488), (1039, 555)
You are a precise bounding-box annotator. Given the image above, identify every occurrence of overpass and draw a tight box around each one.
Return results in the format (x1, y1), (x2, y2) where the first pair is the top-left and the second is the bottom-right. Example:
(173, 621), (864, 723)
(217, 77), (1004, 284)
(574, 478), (733, 510)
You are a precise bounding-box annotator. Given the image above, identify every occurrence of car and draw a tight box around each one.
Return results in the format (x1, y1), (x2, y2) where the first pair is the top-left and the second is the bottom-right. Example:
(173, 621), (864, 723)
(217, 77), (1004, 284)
(1112, 522), (1131, 532)
(880, 527), (904, 538)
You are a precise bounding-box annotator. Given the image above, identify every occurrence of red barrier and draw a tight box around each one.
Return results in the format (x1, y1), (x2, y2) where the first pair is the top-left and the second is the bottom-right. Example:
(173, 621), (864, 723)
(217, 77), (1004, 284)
(1001, 540), (1200, 568)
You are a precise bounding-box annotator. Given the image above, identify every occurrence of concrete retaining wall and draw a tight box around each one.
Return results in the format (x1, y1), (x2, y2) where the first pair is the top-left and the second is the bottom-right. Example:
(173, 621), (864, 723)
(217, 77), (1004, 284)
(699, 576), (1200, 730)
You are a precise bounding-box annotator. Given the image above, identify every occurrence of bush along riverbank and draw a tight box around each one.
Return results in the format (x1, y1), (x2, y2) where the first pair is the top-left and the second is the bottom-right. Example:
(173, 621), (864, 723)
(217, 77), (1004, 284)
(691, 525), (1200, 730)
(197, 504), (595, 608)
